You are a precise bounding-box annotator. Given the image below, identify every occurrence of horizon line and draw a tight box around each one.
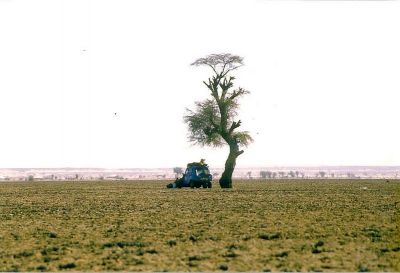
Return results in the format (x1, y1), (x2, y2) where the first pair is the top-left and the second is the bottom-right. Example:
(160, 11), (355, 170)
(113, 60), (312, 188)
(1, 165), (400, 169)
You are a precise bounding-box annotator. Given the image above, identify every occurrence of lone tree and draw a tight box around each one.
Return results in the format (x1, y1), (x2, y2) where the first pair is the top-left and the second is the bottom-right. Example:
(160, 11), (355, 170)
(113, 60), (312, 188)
(173, 167), (183, 178)
(185, 53), (252, 188)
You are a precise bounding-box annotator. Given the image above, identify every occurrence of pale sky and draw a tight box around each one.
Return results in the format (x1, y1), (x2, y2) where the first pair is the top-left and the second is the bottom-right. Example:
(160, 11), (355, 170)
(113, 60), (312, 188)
(1, 0), (400, 168)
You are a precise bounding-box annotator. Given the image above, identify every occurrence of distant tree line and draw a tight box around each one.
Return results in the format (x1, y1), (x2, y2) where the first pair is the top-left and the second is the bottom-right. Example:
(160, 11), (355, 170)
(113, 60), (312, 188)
(258, 171), (348, 179)
(259, 171), (305, 179)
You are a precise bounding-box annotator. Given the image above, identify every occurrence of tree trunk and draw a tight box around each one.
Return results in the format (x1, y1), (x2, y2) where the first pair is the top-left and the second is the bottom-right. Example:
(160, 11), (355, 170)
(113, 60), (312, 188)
(219, 143), (243, 188)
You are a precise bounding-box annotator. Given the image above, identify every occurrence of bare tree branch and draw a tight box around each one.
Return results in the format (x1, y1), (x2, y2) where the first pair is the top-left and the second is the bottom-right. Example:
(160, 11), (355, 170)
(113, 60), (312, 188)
(207, 64), (218, 76)
(229, 120), (241, 134)
(228, 87), (249, 101)
(222, 64), (243, 77)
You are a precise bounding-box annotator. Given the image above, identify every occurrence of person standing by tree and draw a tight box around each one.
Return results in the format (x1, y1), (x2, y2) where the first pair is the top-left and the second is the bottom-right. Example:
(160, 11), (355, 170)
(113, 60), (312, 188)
(185, 53), (253, 188)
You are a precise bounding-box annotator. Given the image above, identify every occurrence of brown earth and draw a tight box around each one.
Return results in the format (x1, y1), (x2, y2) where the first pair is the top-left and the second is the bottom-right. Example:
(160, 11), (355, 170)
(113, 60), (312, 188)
(0, 179), (399, 271)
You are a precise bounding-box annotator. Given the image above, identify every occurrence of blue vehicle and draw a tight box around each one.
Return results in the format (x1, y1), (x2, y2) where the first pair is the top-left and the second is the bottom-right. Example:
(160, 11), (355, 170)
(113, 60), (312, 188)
(167, 162), (212, 188)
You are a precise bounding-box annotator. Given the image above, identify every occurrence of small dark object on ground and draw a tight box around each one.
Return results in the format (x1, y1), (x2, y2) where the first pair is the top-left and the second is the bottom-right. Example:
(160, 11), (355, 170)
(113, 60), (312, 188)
(275, 251), (289, 257)
(312, 241), (325, 254)
(314, 240), (324, 247)
(102, 241), (144, 249)
(188, 255), (203, 261)
(47, 232), (57, 238)
(312, 248), (322, 254)
(358, 265), (370, 272)
(167, 240), (177, 246)
(36, 265), (47, 271)
(58, 263), (76, 269)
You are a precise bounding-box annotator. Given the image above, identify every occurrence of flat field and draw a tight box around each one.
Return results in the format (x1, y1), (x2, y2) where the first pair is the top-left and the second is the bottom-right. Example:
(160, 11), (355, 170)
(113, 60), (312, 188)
(0, 180), (399, 272)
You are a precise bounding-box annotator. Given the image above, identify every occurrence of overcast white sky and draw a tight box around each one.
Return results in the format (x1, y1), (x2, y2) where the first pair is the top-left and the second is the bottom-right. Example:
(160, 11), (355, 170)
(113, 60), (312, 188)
(1, 0), (400, 168)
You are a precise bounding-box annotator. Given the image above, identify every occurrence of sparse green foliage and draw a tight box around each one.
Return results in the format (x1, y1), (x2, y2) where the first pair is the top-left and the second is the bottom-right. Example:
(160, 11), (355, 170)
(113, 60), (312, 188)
(185, 99), (224, 147)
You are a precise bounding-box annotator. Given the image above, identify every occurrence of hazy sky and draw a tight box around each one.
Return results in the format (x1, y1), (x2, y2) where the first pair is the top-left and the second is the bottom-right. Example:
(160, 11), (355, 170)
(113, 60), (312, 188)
(1, 0), (400, 168)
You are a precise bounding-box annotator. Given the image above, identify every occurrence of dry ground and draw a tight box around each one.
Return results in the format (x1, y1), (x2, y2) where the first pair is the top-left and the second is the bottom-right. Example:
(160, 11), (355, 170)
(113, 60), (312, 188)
(0, 179), (399, 272)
